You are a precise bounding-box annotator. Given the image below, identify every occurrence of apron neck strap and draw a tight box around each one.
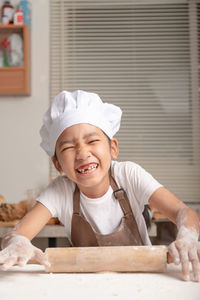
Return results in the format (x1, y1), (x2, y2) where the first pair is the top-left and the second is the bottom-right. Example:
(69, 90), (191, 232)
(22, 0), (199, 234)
(73, 175), (132, 216)
(110, 175), (132, 216)
(73, 185), (80, 215)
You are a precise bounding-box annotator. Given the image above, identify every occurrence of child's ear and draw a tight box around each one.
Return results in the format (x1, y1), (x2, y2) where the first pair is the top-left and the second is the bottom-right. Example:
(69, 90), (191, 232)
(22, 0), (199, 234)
(51, 156), (63, 174)
(110, 138), (119, 160)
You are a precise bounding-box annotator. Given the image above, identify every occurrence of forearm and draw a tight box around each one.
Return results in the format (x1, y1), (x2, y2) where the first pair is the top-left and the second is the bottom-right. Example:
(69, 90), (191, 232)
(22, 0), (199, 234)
(176, 206), (199, 238)
(1, 202), (51, 250)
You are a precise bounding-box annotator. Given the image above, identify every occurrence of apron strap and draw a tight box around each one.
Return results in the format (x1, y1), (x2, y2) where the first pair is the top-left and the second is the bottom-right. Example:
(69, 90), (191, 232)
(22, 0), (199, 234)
(73, 185), (80, 215)
(110, 175), (132, 216)
(73, 175), (134, 217)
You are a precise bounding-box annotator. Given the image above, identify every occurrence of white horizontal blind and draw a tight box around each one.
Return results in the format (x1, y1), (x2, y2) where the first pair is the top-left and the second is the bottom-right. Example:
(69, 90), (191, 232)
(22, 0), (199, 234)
(50, 0), (200, 203)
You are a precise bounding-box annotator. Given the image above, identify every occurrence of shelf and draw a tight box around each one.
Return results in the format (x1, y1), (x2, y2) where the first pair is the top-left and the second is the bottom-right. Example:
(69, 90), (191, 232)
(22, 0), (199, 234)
(0, 24), (31, 96)
(0, 66), (24, 70)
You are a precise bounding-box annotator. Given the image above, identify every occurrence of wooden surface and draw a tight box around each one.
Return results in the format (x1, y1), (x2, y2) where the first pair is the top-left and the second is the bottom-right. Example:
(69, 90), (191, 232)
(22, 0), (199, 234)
(0, 264), (199, 300)
(0, 220), (19, 227)
(0, 224), (66, 238)
(45, 246), (168, 273)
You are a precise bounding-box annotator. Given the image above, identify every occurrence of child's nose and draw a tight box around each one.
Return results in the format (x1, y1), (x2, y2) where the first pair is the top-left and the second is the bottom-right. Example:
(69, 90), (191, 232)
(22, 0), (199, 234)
(76, 145), (91, 160)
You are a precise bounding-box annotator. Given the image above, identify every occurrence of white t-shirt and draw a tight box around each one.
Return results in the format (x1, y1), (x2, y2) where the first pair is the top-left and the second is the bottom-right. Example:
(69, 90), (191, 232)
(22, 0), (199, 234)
(37, 161), (162, 245)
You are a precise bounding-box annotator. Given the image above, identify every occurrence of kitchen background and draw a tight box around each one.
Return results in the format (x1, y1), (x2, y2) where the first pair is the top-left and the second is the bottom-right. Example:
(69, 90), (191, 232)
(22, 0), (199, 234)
(0, 0), (200, 212)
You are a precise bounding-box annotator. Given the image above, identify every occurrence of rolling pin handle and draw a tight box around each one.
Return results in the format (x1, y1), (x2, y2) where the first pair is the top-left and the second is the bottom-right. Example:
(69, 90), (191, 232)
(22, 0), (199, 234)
(167, 252), (174, 264)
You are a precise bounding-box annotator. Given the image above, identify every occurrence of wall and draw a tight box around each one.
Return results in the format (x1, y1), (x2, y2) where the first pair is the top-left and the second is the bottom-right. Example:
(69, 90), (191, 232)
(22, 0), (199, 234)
(0, 0), (50, 203)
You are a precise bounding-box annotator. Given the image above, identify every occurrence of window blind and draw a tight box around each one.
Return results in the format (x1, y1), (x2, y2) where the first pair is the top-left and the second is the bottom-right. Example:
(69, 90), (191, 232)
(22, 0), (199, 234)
(49, 0), (200, 204)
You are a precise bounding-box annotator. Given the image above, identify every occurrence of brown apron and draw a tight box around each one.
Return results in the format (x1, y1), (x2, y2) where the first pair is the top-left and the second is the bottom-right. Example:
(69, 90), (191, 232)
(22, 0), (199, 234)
(71, 176), (143, 247)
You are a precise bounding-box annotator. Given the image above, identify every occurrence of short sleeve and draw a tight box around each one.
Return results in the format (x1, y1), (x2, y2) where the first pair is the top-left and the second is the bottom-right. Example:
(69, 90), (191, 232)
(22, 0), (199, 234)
(128, 163), (162, 208)
(37, 176), (68, 218)
(112, 161), (162, 212)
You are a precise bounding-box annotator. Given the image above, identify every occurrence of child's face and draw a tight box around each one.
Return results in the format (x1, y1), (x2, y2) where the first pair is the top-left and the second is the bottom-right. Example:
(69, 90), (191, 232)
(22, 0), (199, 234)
(52, 123), (119, 198)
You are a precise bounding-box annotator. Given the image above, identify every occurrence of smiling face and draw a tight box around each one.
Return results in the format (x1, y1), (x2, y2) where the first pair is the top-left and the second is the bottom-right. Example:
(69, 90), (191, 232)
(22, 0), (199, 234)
(52, 123), (119, 198)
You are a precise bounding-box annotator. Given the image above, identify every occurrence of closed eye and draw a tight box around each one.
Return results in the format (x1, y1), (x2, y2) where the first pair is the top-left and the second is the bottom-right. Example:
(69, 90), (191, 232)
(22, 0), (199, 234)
(61, 146), (74, 152)
(88, 139), (100, 144)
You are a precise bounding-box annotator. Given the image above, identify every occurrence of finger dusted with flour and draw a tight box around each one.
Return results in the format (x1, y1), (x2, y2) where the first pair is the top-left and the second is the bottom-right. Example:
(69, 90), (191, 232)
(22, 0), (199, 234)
(0, 232), (50, 270)
(168, 207), (200, 282)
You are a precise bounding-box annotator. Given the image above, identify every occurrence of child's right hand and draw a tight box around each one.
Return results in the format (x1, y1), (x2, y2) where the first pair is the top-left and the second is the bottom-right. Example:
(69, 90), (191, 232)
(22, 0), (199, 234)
(0, 233), (50, 271)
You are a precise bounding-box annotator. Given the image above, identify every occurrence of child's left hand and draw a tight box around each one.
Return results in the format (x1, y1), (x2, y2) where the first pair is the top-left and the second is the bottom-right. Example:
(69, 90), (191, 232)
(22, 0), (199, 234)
(168, 226), (200, 282)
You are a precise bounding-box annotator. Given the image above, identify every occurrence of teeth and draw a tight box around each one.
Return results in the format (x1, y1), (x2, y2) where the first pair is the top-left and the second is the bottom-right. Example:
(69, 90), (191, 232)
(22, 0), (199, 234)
(77, 164), (97, 174)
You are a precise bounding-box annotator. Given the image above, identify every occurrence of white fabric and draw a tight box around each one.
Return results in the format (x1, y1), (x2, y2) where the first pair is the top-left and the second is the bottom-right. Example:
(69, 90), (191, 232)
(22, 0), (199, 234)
(40, 90), (122, 156)
(37, 161), (162, 245)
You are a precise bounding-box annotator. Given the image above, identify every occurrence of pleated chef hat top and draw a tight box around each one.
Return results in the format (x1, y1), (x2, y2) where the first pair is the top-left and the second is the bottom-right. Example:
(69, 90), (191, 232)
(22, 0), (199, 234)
(40, 90), (122, 156)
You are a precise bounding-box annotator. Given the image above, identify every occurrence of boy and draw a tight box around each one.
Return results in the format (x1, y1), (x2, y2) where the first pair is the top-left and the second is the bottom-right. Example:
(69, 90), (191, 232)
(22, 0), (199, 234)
(0, 90), (200, 281)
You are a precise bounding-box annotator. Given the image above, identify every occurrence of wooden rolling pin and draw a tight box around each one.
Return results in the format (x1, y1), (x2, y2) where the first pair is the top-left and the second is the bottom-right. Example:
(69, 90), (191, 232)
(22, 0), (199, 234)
(42, 245), (173, 273)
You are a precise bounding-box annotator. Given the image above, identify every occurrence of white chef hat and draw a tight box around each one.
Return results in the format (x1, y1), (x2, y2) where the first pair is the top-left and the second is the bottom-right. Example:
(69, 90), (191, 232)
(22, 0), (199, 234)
(40, 90), (122, 156)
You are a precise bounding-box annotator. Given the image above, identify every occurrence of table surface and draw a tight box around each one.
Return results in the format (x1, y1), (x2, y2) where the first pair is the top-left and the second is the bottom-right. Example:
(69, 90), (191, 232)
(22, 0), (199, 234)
(0, 264), (199, 300)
